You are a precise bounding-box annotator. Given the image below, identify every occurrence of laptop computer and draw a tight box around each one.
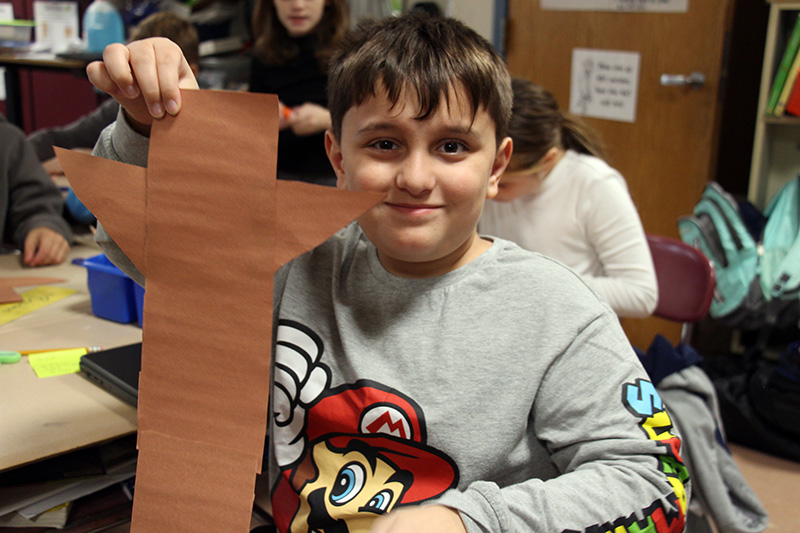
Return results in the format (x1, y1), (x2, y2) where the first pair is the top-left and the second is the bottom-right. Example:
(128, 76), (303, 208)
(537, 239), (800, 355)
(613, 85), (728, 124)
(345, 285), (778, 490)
(79, 343), (141, 407)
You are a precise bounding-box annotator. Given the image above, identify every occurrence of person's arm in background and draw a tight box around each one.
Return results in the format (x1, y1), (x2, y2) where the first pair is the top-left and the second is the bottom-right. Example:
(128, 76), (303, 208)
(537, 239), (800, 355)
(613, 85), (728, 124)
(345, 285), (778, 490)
(28, 98), (120, 174)
(581, 174), (658, 318)
(284, 103), (331, 136)
(1, 119), (72, 266)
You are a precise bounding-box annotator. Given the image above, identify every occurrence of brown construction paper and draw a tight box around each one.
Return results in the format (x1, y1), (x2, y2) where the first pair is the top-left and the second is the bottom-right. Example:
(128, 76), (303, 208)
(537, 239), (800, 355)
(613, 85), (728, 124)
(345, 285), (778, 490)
(0, 277), (66, 304)
(131, 430), (258, 532)
(55, 148), (146, 272)
(57, 89), (383, 532)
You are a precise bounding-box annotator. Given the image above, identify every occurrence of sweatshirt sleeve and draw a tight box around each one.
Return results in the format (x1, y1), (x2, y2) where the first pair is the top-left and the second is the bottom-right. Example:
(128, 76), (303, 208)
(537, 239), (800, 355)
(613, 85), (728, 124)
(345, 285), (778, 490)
(28, 99), (120, 161)
(92, 109), (149, 286)
(579, 175), (658, 318)
(2, 120), (73, 249)
(434, 315), (689, 533)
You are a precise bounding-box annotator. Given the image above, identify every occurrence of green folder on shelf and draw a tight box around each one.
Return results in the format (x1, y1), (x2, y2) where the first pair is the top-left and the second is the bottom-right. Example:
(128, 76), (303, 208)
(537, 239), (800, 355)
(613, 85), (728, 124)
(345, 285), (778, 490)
(767, 13), (800, 116)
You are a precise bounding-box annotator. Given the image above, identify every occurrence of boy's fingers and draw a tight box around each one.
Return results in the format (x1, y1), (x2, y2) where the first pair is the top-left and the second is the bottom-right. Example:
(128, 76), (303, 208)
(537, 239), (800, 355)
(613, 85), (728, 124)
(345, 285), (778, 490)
(128, 41), (166, 118)
(155, 56), (186, 117)
(87, 38), (199, 125)
(97, 42), (138, 98)
(86, 61), (122, 100)
(162, 55), (201, 115)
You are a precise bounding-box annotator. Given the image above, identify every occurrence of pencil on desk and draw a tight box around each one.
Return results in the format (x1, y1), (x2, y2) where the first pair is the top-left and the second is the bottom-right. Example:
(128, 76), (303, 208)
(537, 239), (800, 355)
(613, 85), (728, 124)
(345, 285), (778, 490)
(18, 346), (103, 356)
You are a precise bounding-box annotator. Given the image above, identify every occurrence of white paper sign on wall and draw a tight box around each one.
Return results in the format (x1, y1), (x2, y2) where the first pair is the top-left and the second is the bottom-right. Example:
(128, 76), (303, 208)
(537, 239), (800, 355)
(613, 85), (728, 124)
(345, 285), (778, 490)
(569, 48), (640, 123)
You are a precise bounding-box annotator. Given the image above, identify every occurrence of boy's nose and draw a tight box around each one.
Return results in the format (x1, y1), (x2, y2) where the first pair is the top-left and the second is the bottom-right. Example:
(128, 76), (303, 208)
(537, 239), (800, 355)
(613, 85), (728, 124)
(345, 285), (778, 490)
(395, 152), (435, 196)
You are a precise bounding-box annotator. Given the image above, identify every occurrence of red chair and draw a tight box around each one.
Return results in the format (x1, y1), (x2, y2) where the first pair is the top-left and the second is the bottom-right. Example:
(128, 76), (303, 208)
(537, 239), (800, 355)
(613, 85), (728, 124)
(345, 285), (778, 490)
(647, 234), (716, 344)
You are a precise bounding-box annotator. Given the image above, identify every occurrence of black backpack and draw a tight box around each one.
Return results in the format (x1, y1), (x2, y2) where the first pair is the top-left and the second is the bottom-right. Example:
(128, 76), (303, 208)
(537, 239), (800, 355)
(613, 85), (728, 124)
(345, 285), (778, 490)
(714, 340), (800, 463)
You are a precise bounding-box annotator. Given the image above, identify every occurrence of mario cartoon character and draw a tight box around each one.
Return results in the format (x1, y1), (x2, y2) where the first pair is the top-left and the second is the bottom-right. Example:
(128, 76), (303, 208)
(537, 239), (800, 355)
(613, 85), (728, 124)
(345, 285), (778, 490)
(271, 321), (459, 532)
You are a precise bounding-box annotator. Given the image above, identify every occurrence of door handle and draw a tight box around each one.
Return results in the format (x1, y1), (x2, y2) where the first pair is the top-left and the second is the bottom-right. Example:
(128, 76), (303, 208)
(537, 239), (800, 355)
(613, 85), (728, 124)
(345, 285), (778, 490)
(660, 71), (705, 89)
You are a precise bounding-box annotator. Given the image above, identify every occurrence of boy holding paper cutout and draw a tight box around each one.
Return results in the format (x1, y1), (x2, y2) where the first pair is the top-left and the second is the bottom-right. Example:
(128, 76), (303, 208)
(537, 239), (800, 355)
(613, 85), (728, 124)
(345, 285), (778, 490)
(85, 13), (689, 533)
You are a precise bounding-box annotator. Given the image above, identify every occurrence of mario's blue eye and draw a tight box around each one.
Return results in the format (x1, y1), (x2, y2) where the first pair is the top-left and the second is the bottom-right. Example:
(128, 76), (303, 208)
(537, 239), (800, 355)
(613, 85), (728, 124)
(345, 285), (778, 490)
(330, 462), (366, 505)
(362, 489), (394, 514)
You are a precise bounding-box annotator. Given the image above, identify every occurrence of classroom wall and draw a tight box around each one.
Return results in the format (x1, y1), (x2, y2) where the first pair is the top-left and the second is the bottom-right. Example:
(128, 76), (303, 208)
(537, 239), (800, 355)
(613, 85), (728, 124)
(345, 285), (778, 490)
(444, 0), (495, 44)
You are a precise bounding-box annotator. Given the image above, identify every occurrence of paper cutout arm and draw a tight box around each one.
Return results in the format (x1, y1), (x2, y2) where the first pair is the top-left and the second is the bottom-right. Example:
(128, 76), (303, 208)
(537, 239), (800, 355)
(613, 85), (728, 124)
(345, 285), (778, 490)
(55, 147), (147, 275)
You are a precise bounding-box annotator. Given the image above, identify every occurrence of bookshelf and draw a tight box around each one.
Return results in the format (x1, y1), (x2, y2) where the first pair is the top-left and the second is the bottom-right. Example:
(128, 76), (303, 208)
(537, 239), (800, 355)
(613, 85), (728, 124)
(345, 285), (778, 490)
(750, 1), (800, 209)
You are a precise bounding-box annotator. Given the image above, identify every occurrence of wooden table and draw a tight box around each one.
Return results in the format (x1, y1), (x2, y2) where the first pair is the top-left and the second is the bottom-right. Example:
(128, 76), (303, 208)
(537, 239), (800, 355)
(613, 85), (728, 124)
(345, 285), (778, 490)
(0, 239), (141, 472)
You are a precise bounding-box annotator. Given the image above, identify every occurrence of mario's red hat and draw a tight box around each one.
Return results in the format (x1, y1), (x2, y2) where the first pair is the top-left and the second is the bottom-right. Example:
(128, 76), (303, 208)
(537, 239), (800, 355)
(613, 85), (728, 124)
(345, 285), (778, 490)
(305, 381), (458, 503)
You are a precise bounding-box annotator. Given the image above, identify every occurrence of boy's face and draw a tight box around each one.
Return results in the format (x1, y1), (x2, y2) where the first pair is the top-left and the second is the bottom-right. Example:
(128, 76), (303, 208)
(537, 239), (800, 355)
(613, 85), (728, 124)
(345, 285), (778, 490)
(326, 85), (512, 277)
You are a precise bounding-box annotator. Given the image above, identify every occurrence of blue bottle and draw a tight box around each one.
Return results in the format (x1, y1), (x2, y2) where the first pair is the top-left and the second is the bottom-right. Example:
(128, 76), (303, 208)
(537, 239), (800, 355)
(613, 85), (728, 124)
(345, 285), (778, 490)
(82, 0), (125, 53)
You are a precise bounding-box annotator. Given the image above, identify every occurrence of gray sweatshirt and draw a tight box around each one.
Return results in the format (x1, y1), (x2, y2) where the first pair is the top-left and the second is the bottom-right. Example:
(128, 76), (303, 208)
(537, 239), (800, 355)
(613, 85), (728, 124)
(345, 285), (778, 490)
(0, 114), (71, 251)
(94, 114), (690, 533)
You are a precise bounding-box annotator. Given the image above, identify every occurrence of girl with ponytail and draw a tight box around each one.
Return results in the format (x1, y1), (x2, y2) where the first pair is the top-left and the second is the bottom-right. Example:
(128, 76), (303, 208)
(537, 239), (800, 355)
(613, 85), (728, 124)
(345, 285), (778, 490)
(480, 78), (657, 318)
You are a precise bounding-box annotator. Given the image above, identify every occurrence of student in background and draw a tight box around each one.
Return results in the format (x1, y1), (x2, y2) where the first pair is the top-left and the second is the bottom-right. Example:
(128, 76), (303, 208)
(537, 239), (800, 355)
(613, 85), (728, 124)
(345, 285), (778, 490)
(248, 0), (349, 186)
(1, 113), (72, 266)
(87, 13), (688, 533)
(480, 77), (658, 318)
(28, 11), (200, 178)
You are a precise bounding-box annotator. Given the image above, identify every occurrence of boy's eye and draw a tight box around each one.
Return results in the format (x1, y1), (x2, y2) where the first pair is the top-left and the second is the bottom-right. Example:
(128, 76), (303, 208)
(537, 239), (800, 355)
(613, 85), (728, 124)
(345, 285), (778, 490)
(439, 141), (467, 154)
(371, 140), (397, 150)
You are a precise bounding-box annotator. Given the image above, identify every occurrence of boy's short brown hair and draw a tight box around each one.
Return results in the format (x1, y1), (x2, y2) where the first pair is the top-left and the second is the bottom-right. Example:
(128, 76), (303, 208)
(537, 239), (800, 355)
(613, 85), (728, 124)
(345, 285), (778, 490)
(327, 14), (512, 144)
(130, 12), (200, 66)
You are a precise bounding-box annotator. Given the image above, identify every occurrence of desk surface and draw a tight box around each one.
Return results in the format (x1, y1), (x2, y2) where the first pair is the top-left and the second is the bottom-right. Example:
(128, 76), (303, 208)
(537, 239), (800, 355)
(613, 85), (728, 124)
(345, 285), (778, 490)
(0, 238), (141, 472)
(0, 52), (89, 70)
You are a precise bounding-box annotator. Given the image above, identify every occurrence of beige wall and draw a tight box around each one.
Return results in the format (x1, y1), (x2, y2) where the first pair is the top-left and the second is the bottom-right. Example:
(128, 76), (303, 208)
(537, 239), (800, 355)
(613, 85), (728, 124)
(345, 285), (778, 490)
(446, 0), (496, 43)
(408, 0), (497, 44)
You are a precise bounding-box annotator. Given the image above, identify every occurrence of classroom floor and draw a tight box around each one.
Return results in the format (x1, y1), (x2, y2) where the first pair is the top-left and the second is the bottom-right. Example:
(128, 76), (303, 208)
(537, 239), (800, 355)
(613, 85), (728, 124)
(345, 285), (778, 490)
(729, 443), (800, 531)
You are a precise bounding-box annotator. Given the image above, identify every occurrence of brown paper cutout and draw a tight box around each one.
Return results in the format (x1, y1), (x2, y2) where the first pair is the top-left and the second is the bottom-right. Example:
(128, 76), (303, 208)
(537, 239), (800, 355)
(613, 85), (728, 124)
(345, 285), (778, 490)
(56, 151), (146, 272)
(0, 277), (66, 304)
(57, 89), (382, 532)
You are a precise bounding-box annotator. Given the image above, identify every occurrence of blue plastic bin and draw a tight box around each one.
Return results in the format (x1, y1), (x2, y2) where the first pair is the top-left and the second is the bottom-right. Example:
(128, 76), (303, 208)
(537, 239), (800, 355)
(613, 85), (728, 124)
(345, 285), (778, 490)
(83, 254), (138, 324)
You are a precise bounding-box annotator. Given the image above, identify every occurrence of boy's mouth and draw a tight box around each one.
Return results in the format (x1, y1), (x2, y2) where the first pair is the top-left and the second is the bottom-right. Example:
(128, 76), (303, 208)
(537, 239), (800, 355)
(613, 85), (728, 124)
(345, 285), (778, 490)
(385, 202), (441, 215)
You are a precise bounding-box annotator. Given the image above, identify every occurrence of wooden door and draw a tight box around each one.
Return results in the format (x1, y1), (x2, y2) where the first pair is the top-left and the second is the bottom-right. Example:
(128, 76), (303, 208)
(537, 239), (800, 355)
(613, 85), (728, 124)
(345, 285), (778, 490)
(505, 1), (734, 349)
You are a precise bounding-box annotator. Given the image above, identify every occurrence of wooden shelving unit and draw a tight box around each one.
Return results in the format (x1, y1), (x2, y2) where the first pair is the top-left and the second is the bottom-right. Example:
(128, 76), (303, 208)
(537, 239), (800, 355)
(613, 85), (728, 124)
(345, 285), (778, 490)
(749, 1), (800, 209)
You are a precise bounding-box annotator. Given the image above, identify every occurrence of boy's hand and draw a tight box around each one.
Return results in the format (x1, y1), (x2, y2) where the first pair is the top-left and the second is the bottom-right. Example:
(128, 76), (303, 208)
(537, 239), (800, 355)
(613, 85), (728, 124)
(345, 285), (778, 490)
(287, 103), (332, 136)
(23, 227), (69, 266)
(369, 505), (467, 533)
(86, 38), (199, 135)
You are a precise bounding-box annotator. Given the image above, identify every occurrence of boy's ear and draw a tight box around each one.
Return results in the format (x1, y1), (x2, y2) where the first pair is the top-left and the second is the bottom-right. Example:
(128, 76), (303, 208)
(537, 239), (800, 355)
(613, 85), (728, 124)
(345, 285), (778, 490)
(324, 130), (346, 189)
(487, 137), (513, 199)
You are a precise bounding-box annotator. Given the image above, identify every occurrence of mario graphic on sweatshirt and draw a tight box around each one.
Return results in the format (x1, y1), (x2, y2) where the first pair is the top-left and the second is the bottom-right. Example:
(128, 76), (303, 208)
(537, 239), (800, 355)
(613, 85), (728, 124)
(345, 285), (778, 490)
(270, 321), (459, 532)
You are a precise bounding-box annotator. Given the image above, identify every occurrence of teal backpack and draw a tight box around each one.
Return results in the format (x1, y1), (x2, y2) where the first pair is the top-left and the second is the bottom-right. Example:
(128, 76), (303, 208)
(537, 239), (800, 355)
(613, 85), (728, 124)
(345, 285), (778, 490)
(678, 179), (800, 330)
(759, 177), (800, 305)
(678, 182), (764, 328)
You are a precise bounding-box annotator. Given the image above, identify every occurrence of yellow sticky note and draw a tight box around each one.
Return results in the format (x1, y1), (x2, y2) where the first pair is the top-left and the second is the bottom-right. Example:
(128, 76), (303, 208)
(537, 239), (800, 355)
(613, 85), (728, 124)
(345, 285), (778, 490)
(0, 286), (77, 326)
(28, 348), (87, 378)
